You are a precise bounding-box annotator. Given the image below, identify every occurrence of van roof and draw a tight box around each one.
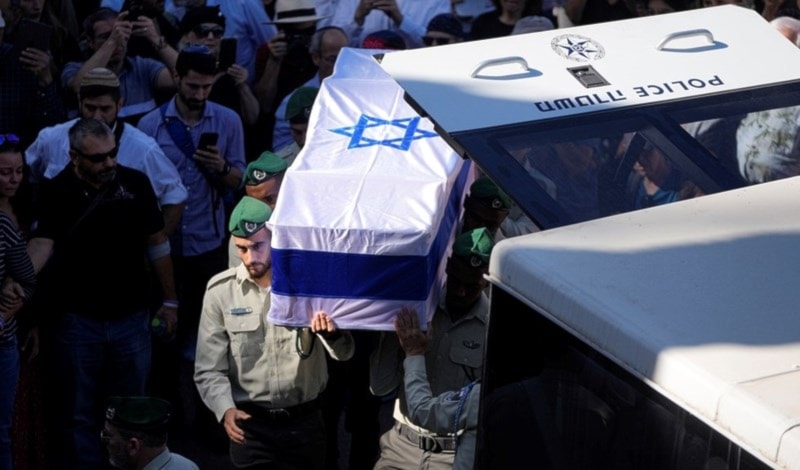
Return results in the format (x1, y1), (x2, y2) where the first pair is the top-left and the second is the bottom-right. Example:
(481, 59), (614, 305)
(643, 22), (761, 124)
(487, 176), (800, 468)
(380, 5), (800, 133)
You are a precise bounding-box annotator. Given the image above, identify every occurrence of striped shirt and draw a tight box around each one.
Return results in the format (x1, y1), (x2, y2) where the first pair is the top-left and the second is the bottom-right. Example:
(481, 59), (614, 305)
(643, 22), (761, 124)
(0, 212), (36, 345)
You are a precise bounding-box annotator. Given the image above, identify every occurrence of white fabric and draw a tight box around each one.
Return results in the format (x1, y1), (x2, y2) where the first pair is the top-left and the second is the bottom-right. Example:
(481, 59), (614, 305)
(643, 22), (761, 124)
(268, 48), (468, 330)
(330, 0), (450, 48)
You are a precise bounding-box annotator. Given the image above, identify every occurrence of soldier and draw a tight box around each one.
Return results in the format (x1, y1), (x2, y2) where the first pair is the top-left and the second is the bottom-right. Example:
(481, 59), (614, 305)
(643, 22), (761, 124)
(194, 196), (354, 469)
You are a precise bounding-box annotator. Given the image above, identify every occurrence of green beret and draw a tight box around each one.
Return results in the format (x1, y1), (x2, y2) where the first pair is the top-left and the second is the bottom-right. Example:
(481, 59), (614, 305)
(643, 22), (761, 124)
(285, 87), (319, 122)
(469, 176), (512, 210)
(229, 196), (272, 237)
(105, 396), (171, 431)
(244, 151), (288, 185)
(452, 227), (494, 268)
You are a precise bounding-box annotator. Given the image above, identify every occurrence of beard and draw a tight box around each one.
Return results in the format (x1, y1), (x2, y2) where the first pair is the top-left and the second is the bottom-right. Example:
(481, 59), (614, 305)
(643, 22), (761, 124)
(178, 92), (206, 111)
(246, 262), (270, 280)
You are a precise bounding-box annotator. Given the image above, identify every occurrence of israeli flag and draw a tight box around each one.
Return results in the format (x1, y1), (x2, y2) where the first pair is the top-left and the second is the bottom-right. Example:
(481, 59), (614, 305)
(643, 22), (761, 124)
(268, 48), (471, 330)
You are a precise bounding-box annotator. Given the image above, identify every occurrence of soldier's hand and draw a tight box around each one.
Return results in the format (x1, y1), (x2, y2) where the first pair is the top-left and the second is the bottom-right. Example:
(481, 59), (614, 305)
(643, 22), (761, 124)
(223, 407), (251, 444)
(310, 311), (340, 339)
(394, 307), (429, 356)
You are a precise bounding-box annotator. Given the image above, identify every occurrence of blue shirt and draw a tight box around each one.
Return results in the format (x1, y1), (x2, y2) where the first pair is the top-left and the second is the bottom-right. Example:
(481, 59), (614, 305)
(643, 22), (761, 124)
(138, 97), (246, 256)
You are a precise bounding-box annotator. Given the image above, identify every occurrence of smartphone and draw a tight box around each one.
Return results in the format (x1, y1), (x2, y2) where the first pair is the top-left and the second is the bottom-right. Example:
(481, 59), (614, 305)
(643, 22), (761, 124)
(10, 19), (53, 56)
(217, 37), (237, 72)
(128, 4), (143, 21)
(198, 132), (219, 151)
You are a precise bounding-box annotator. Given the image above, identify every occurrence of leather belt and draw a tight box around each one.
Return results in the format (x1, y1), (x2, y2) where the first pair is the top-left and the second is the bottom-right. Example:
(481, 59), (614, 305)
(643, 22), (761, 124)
(239, 398), (321, 424)
(396, 422), (456, 453)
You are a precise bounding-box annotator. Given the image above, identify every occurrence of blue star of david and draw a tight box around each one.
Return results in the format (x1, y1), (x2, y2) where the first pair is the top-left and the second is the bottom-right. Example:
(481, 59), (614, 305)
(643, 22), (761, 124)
(329, 115), (437, 151)
(558, 38), (599, 60)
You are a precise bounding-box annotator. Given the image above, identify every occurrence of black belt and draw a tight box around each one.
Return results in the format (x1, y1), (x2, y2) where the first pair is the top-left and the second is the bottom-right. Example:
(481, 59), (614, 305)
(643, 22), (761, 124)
(239, 399), (321, 424)
(396, 423), (456, 453)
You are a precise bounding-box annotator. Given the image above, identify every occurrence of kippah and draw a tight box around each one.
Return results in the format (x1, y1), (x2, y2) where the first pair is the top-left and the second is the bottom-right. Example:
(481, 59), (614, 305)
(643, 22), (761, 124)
(285, 87), (319, 122)
(469, 176), (512, 210)
(452, 227), (494, 268)
(244, 151), (288, 185)
(80, 67), (120, 89)
(427, 13), (463, 38)
(361, 29), (407, 50)
(229, 196), (273, 237)
(105, 396), (171, 432)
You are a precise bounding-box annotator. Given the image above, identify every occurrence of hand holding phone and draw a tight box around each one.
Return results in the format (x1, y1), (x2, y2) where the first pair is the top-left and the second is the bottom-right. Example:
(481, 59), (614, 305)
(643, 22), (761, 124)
(10, 19), (53, 57)
(218, 37), (238, 72)
(198, 132), (219, 152)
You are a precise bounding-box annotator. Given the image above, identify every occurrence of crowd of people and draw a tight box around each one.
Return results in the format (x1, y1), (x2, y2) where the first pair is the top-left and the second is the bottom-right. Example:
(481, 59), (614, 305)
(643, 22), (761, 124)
(1, 0), (799, 469)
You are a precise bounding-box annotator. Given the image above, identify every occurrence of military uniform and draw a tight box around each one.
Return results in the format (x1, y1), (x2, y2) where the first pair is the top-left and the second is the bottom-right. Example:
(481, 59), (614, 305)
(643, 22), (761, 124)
(196, 196), (355, 468)
(402, 356), (480, 470)
(372, 228), (493, 469)
(372, 295), (487, 469)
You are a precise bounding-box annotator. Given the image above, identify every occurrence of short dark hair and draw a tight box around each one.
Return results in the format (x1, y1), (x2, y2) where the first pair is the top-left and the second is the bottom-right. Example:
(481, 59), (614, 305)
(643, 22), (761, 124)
(83, 7), (118, 40)
(175, 45), (217, 77)
(0, 134), (22, 154)
(79, 85), (122, 102)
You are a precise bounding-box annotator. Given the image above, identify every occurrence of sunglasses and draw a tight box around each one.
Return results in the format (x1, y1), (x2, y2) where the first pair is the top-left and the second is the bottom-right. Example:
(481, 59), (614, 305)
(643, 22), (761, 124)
(72, 146), (119, 164)
(0, 134), (20, 146)
(193, 25), (224, 39)
(422, 36), (454, 46)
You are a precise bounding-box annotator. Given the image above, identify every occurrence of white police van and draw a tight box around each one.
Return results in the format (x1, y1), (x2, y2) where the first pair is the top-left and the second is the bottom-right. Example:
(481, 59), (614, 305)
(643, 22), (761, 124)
(377, 5), (800, 469)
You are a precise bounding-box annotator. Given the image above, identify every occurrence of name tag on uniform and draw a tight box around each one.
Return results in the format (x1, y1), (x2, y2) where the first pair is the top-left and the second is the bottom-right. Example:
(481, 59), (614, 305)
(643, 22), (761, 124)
(229, 307), (253, 315)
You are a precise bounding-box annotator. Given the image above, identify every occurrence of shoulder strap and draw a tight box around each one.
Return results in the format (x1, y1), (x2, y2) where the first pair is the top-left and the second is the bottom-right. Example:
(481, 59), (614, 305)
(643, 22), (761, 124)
(160, 101), (196, 161)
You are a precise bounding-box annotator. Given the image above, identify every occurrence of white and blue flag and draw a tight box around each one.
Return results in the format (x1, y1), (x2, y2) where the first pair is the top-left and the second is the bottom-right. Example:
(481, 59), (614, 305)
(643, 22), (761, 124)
(268, 48), (471, 330)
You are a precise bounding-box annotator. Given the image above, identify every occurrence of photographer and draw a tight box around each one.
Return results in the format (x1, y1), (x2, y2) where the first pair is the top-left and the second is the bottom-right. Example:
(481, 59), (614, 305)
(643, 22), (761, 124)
(179, 6), (259, 126)
(118, 0), (182, 61)
(63, 7), (178, 124)
(253, 0), (327, 150)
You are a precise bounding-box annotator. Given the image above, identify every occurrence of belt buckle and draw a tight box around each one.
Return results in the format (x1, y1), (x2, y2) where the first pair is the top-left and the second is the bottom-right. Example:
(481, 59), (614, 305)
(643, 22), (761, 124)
(418, 435), (441, 453)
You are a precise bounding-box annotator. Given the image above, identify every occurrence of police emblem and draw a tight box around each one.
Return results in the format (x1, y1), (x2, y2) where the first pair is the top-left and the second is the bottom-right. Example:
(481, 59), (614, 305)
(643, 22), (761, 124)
(491, 198), (503, 209)
(470, 255), (482, 267)
(551, 34), (605, 62)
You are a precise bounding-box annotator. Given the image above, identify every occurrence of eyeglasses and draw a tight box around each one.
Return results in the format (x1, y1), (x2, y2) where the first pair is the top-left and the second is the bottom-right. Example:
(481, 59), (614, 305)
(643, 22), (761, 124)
(192, 25), (224, 39)
(422, 36), (455, 46)
(0, 134), (20, 146)
(72, 146), (119, 164)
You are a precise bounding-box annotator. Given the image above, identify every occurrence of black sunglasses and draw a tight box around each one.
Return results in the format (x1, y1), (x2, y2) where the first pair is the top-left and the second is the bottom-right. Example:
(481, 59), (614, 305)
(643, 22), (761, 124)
(422, 36), (454, 46)
(72, 146), (119, 164)
(193, 25), (224, 38)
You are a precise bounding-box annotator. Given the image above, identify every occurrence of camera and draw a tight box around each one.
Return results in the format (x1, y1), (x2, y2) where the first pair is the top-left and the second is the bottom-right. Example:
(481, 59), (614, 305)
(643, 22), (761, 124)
(284, 32), (310, 53)
(129, 4), (143, 21)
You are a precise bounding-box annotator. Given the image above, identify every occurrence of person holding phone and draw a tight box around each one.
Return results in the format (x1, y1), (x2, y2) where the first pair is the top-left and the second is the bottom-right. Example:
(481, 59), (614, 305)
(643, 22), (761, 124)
(178, 6), (260, 126)
(62, 7), (179, 124)
(0, 9), (66, 144)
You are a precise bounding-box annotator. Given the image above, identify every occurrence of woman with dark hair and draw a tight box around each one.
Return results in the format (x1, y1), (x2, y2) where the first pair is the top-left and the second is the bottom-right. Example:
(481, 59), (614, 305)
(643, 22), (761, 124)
(469, 0), (543, 40)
